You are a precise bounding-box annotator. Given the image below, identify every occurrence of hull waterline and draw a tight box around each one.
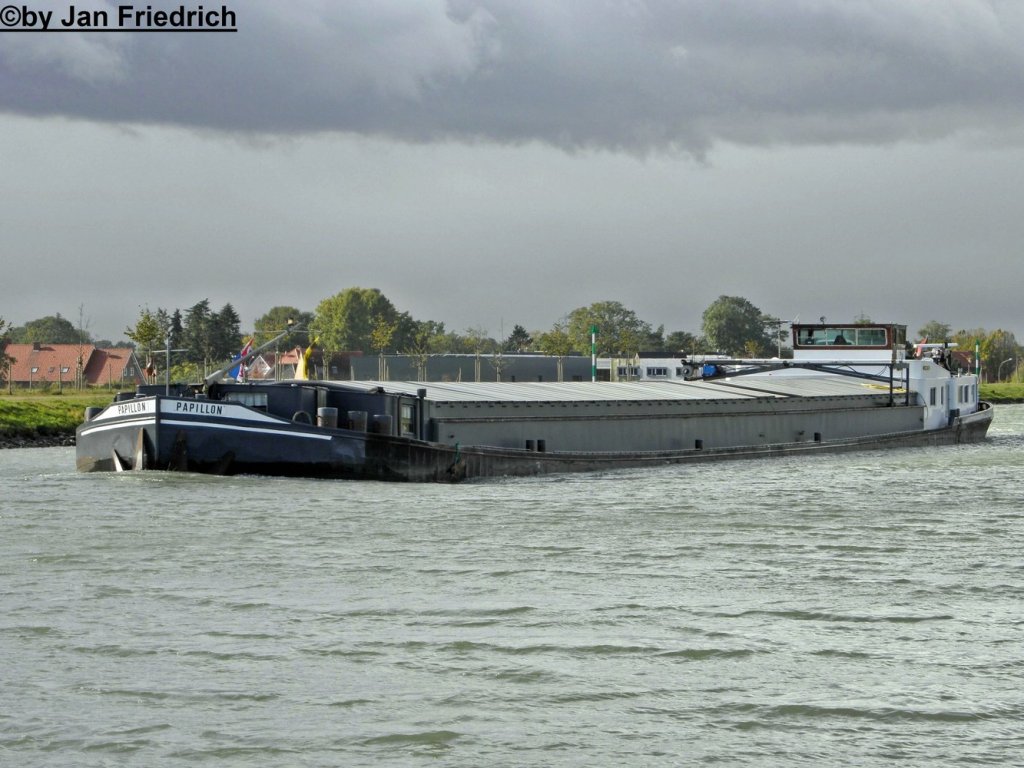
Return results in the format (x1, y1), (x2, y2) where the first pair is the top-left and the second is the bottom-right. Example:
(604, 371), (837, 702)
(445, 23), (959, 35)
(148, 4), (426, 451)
(75, 394), (993, 482)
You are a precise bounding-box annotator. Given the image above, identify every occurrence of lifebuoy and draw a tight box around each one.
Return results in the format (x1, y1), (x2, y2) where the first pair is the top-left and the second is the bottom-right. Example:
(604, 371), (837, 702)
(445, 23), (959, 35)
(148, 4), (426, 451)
(292, 410), (312, 424)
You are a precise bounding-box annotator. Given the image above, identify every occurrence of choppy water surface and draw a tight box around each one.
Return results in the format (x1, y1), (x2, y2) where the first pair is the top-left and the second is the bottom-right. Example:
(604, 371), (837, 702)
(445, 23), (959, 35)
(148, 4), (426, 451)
(2, 405), (1023, 767)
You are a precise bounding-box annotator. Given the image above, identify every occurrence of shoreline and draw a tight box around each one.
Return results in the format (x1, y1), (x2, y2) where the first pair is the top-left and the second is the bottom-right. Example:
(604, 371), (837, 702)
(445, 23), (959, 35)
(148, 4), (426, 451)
(0, 432), (76, 449)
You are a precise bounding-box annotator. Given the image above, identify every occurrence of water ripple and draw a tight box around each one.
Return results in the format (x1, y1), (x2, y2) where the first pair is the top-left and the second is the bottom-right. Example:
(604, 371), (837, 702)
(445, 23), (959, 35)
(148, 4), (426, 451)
(3, 411), (1024, 766)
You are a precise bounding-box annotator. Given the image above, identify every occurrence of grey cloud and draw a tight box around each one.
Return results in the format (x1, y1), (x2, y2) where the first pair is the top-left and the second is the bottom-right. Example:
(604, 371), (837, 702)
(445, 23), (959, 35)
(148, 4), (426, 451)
(3, 0), (1024, 151)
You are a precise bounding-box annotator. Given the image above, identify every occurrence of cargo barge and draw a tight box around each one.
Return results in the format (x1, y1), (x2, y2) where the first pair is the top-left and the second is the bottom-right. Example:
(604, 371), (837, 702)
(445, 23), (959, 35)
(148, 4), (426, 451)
(75, 322), (992, 481)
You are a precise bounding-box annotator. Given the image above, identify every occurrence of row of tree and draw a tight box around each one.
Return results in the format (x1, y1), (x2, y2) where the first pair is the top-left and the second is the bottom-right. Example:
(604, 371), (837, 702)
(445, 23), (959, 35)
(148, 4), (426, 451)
(308, 291), (776, 360)
(1, 312), (127, 348)
(123, 301), (245, 377)
(6, 294), (1024, 382)
(109, 291), (780, 380)
(916, 321), (1022, 382)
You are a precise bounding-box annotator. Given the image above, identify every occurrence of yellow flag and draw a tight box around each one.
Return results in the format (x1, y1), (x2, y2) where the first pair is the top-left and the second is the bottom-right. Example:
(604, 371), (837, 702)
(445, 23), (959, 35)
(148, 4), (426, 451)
(295, 337), (318, 380)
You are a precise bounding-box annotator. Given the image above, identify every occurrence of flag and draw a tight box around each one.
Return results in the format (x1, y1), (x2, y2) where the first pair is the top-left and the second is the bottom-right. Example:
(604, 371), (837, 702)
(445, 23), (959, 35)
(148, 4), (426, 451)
(229, 337), (254, 381)
(914, 337), (927, 358)
(295, 337), (318, 380)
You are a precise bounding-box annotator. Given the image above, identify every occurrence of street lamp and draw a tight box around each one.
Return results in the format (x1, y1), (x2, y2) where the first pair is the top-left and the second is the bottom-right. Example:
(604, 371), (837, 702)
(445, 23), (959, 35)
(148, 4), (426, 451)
(997, 357), (1014, 381)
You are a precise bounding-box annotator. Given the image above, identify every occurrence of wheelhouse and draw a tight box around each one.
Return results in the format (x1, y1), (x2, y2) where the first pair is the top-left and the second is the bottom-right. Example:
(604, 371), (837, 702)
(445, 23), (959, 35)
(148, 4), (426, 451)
(791, 323), (906, 361)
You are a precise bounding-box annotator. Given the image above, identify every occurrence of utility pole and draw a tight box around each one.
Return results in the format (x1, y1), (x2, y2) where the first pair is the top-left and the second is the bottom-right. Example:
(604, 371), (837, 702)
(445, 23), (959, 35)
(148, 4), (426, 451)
(591, 325), (598, 382)
(163, 335), (188, 395)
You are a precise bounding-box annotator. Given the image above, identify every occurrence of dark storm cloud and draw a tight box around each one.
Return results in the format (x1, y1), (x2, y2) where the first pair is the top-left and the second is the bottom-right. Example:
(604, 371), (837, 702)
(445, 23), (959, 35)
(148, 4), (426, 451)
(3, 0), (1024, 151)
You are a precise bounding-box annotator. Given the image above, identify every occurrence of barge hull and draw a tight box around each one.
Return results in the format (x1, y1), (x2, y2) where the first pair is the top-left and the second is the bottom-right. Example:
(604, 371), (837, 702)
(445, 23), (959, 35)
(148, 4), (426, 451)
(75, 398), (993, 482)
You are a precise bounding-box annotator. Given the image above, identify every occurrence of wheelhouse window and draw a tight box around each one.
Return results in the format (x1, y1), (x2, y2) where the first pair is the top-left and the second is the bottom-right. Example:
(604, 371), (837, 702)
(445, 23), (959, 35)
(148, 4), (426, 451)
(646, 367), (668, 377)
(794, 325), (899, 348)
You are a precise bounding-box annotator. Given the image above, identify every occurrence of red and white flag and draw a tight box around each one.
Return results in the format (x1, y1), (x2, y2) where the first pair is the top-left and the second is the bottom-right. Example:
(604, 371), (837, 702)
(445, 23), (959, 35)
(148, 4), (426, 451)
(236, 338), (253, 380)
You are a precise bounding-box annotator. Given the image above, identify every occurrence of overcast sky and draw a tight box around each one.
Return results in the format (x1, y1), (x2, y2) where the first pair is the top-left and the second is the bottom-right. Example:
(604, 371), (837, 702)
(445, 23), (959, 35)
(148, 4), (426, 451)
(3, 0), (1023, 343)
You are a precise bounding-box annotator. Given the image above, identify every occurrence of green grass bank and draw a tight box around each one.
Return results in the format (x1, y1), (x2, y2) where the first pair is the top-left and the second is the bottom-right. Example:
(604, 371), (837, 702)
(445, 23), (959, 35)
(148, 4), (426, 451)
(980, 383), (1024, 403)
(1, 391), (114, 445)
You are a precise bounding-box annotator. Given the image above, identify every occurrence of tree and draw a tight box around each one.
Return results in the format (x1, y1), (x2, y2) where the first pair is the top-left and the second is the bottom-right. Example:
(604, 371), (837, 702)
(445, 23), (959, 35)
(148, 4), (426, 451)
(463, 326), (498, 354)
(463, 326), (498, 381)
(536, 321), (575, 381)
(566, 301), (653, 357)
(371, 318), (397, 379)
(426, 328), (488, 354)
(951, 328), (1023, 381)
(664, 330), (703, 354)
(125, 307), (164, 381)
(0, 316), (12, 388)
(174, 300), (243, 371)
(490, 351), (512, 381)
(388, 311), (423, 351)
(951, 328), (984, 372)
(315, 288), (400, 353)
(166, 309), (184, 352)
(504, 324), (533, 353)
(404, 327), (433, 381)
(213, 303), (243, 362)
(125, 307), (164, 355)
(644, 324), (666, 353)
(403, 321), (449, 380)
(981, 329), (1020, 381)
(701, 296), (773, 356)
(917, 320), (951, 342)
(760, 314), (790, 357)
(75, 303), (91, 347)
(254, 305), (312, 379)
(416, 319), (447, 345)
(10, 314), (84, 344)
(254, 306), (313, 348)
(183, 299), (214, 370)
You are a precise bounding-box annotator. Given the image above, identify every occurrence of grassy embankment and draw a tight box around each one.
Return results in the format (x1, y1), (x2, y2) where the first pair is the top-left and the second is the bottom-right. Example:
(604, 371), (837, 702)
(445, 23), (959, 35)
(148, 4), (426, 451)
(0, 390), (115, 438)
(980, 383), (1024, 403)
(2, 384), (1023, 440)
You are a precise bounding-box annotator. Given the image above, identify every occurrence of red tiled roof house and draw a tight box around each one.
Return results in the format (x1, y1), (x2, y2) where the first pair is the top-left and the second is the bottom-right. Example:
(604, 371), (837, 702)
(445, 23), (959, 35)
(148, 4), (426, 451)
(2, 343), (145, 388)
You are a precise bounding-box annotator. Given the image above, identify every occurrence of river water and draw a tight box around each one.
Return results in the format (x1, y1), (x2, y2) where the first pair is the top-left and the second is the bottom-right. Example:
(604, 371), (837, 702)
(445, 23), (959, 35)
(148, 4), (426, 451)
(2, 405), (1023, 767)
